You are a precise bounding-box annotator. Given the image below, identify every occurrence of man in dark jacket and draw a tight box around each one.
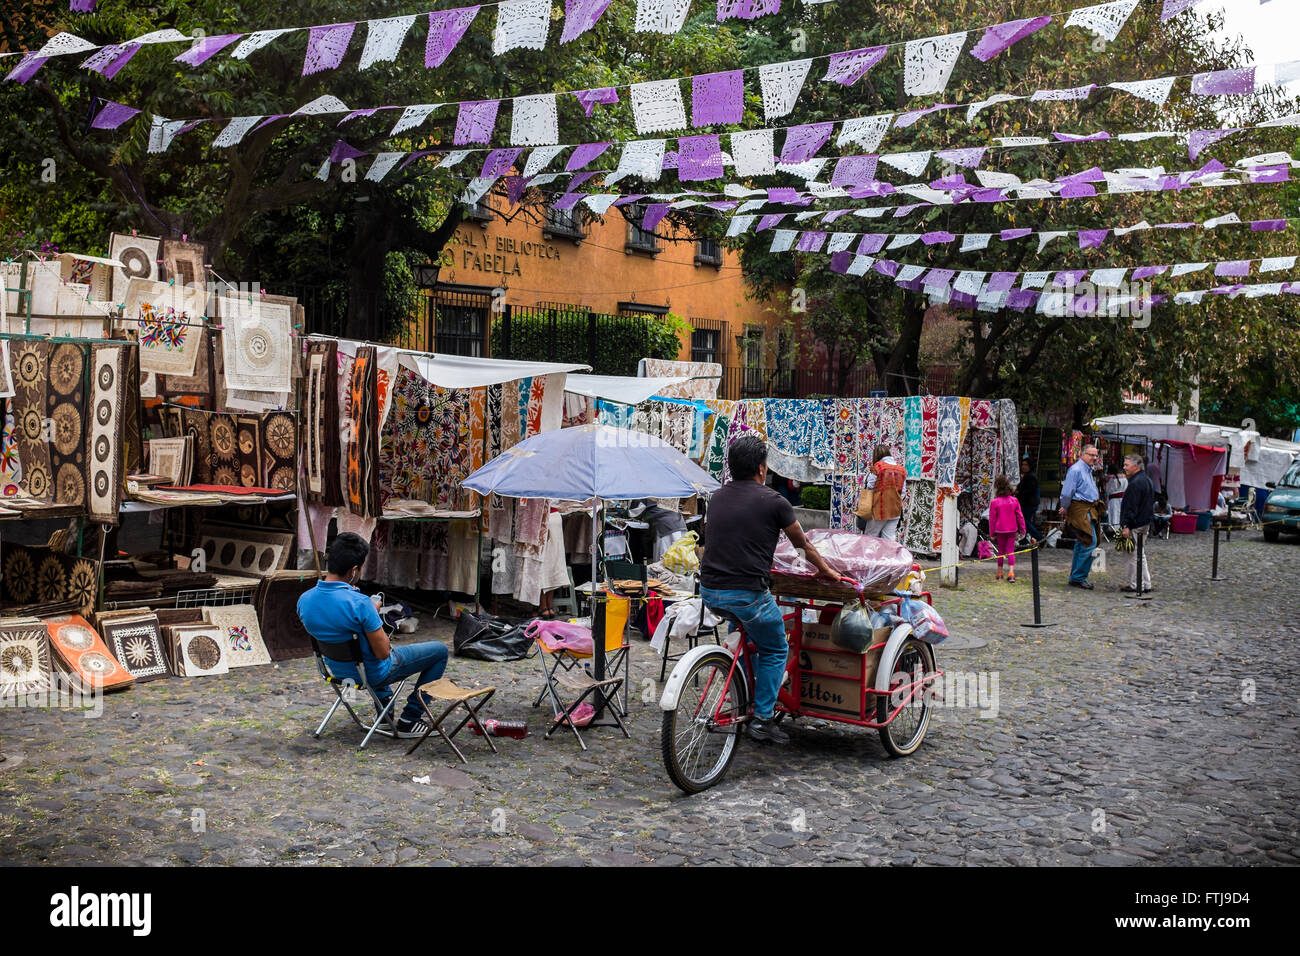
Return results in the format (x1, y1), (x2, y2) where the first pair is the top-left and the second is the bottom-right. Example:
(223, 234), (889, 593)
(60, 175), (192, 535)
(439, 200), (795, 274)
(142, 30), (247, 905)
(1119, 453), (1155, 592)
(1016, 458), (1042, 542)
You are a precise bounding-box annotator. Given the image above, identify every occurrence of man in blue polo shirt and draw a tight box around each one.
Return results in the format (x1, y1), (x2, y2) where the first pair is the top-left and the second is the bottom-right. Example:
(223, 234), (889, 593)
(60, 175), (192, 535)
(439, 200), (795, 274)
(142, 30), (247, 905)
(298, 532), (449, 737)
(1058, 444), (1104, 589)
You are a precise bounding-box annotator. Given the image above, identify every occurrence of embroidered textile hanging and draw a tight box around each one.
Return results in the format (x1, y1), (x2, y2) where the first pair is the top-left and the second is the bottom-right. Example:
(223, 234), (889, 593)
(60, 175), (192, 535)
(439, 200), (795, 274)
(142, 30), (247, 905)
(304, 340), (342, 504)
(86, 343), (128, 523)
(347, 346), (381, 517)
(47, 342), (88, 509)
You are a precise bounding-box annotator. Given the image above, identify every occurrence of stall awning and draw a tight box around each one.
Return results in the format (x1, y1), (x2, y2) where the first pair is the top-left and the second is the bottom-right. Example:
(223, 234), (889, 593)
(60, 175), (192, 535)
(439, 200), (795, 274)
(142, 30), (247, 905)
(1155, 438), (1227, 455)
(564, 374), (690, 405)
(398, 352), (588, 389)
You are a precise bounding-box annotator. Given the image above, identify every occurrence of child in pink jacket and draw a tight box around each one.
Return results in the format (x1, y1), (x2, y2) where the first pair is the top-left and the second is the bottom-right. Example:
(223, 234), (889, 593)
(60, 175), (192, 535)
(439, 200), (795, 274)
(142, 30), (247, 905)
(988, 474), (1027, 582)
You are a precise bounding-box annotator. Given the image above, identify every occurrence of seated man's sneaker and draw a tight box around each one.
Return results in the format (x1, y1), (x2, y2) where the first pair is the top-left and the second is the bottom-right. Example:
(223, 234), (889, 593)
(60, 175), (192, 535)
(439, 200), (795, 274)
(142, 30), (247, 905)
(393, 717), (433, 739)
(748, 715), (790, 744)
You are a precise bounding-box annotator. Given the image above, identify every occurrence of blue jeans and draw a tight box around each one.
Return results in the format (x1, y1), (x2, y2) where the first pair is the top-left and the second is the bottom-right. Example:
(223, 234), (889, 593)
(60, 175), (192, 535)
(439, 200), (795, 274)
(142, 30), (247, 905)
(701, 587), (788, 720)
(373, 642), (449, 724)
(1070, 520), (1098, 583)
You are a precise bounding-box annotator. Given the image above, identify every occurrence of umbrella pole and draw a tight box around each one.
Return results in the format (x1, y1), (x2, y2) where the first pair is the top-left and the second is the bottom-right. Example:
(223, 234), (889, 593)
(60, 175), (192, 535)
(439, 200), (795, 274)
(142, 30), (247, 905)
(590, 498), (606, 690)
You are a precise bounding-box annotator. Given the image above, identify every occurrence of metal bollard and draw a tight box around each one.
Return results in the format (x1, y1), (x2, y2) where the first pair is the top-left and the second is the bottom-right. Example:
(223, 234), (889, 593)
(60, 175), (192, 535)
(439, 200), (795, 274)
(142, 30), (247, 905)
(1020, 544), (1054, 628)
(1208, 526), (1225, 581)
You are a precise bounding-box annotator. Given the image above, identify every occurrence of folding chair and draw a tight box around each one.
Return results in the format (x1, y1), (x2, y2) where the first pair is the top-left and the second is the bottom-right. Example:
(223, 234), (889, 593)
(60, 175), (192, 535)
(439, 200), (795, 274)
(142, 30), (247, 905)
(405, 678), (497, 762)
(550, 567), (579, 619)
(530, 599), (633, 750)
(658, 579), (720, 682)
(308, 634), (412, 750)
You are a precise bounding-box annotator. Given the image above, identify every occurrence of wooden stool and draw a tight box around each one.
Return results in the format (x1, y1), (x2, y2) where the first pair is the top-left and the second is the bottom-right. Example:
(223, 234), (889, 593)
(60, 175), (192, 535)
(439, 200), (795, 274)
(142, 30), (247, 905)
(406, 678), (498, 762)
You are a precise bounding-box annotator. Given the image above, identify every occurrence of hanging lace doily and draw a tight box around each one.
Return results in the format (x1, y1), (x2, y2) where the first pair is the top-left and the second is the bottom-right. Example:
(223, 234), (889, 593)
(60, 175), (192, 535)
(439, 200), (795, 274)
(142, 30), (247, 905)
(936, 146), (985, 168)
(454, 99), (500, 145)
(635, 0), (693, 34)
(630, 80), (687, 134)
(895, 265), (926, 283)
(1109, 77), (1175, 106)
(725, 215), (757, 237)
(775, 157), (826, 181)
(510, 93), (558, 146)
(903, 32), (966, 97)
(562, 0), (614, 44)
(132, 29), (190, 44)
(607, 139), (666, 184)
(1029, 84), (1095, 101)
(1260, 256), (1297, 272)
(365, 153), (406, 182)
(879, 151), (931, 177)
(583, 194), (620, 214)
(36, 32), (97, 57)
(835, 114), (892, 152)
(147, 115), (185, 154)
(758, 59), (812, 120)
(1036, 232), (1067, 252)
(359, 15), (415, 70)
(494, 0), (550, 56)
(391, 104), (439, 136)
(691, 71), (744, 127)
(779, 123), (833, 165)
(886, 234), (920, 250)
(438, 150), (474, 169)
(1065, 0), (1140, 43)
(822, 46), (887, 86)
(427, 7), (480, 67)
(965, 93), (1022, 122)
(952, 271), (985, 295)
(212, 115), (261, 147)
(769, 230), (798, 252)
(461, 178), (496, 205)
(996, 136), (1048, 147)
(295, 95), (349, 116)
(231, 29), (293, 59)
(959, 234), (991, 252)
(302, 23), (356, 76)
(826, 233), (856, 254)
(523, 145), (566, 176)
(731, 129), (775, 176)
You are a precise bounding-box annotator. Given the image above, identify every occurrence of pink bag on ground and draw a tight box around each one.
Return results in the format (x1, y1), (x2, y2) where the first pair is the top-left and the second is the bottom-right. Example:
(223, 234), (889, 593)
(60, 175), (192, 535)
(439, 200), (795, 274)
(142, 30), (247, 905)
(976, 539), (994, 560)
(524, 619), (594, 654)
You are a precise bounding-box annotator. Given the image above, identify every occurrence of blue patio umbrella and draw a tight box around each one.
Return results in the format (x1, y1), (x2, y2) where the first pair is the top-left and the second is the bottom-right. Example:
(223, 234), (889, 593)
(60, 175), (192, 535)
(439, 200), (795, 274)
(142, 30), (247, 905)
(461, 423), (720, 502)
(462, 423), (720, 681)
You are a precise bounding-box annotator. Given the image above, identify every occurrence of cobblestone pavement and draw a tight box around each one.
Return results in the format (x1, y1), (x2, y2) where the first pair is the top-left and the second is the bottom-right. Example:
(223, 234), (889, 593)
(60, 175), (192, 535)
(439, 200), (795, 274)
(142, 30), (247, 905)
(2, 530), (1297, 866)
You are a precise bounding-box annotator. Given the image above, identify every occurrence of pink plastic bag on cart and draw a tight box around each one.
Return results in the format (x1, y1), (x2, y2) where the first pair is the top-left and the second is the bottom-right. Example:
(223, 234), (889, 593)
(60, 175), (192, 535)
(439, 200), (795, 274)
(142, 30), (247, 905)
(772, 529), (914, 594)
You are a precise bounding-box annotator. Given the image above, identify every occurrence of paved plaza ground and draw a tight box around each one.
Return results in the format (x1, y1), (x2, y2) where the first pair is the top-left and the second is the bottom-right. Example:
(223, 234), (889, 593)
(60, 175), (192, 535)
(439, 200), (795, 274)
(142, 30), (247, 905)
(2, 529), (1297, 866)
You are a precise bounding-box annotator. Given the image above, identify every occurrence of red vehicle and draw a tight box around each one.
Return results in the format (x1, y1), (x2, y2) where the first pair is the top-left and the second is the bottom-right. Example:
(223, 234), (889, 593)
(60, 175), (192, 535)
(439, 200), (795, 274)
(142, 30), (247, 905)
(659, 589), (941, 794)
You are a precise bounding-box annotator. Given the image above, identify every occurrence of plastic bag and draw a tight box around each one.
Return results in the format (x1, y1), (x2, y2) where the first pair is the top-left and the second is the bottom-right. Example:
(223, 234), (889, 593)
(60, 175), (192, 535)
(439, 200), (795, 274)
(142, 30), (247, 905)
(901, 599), (949, 644)
(772, 529), (914, 594)
(662, 530), (700, 576)
(524, 619), (594, 654)
(453, 611), (532, 662)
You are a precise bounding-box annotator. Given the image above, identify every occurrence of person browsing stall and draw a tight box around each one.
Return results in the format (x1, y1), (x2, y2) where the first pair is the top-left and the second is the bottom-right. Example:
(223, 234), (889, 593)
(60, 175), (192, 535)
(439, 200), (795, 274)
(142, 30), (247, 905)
(856, 444), (906, 540)
(1119, 453), (1155, 593)
(298, 533), (450, 738)
(700, 435), (844, 745)
(1058, 444), (1104, 589)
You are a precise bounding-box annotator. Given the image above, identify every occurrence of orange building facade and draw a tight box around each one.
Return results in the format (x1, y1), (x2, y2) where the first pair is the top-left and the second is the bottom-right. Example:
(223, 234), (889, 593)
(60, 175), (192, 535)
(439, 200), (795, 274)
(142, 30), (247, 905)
(422, 192), (798, 398)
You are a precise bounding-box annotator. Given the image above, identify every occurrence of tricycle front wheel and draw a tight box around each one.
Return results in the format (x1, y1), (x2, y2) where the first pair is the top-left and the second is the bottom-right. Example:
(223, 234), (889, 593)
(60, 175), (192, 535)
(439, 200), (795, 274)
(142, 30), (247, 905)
(877, 637), (935, 757)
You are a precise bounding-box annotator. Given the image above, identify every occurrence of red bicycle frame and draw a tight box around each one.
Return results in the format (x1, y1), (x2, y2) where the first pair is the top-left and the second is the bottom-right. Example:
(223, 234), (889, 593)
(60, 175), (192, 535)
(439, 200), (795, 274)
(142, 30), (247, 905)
(702, 596), (941, 731)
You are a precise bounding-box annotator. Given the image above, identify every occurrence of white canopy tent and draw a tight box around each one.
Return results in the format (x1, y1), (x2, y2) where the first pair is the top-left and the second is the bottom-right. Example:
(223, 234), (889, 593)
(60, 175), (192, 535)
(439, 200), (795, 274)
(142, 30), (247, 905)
(563, 374), (691, 406)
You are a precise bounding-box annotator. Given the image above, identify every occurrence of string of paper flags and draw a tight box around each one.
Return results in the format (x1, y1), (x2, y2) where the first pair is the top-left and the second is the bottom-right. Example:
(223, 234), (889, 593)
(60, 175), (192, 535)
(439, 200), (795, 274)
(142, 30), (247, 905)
(12, 0), (1237, 98)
